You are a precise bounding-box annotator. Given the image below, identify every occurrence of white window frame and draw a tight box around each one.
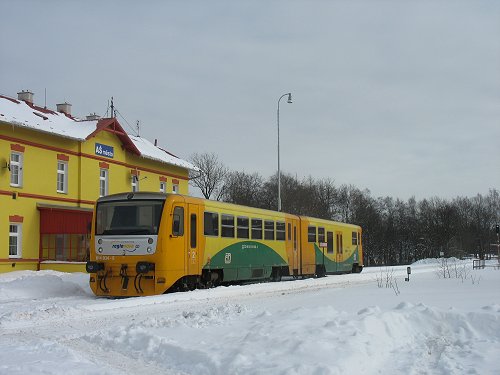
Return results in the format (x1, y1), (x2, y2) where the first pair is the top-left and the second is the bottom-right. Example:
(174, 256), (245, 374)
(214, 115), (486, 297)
(132, 175), (139, 192)
(99, 169), (108, 197)
(56, 161), (68, 194)
(10, 152), (23, 187)
(160, 181), (166, 193)
(172, 183), (179, 194)
(9, 223), (22, 258)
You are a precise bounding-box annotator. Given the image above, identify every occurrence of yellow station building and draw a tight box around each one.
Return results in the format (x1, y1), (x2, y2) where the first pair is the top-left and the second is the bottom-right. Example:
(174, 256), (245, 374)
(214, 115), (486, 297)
(0, 90), (198, 273)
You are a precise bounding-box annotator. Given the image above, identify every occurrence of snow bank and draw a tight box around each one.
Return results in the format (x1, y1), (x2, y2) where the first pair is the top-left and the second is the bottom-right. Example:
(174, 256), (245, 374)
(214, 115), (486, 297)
(0, 261), (499, 374)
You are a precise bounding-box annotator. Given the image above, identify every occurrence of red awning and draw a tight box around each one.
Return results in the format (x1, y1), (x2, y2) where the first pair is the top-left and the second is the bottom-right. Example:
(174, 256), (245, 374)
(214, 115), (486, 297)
(39, 207), (93, 234)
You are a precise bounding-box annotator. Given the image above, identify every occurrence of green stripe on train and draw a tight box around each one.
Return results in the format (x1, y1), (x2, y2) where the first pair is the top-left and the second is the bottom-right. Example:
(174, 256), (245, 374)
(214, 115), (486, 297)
(314, 245), (360, 273)
(204, 241), (287, 282)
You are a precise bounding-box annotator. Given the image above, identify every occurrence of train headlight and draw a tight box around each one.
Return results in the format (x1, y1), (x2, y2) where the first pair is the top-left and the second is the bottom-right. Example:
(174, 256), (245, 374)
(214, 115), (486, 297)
(147, 247), (153, 253)
(148, 238), (154, 244)
(98, 247), (103, 253)
(98, 238), (103, 245)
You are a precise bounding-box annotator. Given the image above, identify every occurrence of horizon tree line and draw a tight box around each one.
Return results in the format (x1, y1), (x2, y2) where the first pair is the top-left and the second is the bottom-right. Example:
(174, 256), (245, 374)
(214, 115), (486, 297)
(189, 152), (500, 266)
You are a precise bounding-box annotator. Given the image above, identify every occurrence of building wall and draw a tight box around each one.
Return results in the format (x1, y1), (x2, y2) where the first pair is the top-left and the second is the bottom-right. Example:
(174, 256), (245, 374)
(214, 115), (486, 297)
(1, 121), (190, 273)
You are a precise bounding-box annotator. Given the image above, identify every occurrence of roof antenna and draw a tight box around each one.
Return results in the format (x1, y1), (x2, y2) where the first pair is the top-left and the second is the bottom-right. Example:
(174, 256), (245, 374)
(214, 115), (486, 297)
(110, 97), (115, 118)
(44, 88), (47, 109)
(136, 120), (140, 136)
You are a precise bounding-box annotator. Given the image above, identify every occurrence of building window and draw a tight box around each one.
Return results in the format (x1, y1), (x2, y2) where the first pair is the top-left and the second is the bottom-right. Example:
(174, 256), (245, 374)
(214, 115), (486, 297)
(57, 161), (68, 193)
(172, 183), (179, 194)
(160, 181), (166, 193)
(9, 224), (22, 258)
(10, 152), (23, 187)
(99, 169), (108, 197)
(41, 234), (88, 262)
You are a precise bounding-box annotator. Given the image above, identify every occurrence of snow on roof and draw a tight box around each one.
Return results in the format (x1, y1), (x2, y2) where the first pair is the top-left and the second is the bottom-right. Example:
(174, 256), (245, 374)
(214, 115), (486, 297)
(0, 94), (199, 172)
(129, 135), (199, 171)
(0, 94), (97, 140)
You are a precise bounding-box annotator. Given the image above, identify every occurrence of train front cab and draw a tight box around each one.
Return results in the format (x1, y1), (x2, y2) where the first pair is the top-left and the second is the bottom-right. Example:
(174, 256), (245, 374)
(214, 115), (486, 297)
(87, 193), (198, 297)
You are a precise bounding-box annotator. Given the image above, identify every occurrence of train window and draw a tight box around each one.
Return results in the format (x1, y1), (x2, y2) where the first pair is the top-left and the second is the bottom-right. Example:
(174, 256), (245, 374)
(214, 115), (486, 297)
(204, 212), (219, 236)
(336, 233), (343, 254)
(318, 227), (325, 243)
(190, 214), (197, 248)
(308, 226), (316, 242)
(288, 223), (292, 241)
(172, 206), (184, 236)
(327, 231), (334, 253)
(237, 217), (249, 239)
(264, 220), (275, 240)
(358, 232), (361, 246)
(276, 221), (285, 241)
(251, 219), (262, 239)
(352, 231), (357, 245)
(221, 214), (235, 238)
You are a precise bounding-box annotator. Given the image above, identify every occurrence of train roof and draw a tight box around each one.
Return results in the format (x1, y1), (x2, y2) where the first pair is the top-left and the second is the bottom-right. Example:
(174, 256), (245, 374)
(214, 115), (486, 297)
(97, 192), (167, 202)
(96, 192), (361, 229)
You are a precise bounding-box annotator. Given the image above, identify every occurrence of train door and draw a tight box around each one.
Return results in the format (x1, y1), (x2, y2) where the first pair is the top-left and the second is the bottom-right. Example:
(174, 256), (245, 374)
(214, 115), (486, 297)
(336, 232), (343, 271)
(169, 202), (187, 277)
(327, 231), (335, 273)
(187, 204), (200, 275)
(293, 222), (299, 275)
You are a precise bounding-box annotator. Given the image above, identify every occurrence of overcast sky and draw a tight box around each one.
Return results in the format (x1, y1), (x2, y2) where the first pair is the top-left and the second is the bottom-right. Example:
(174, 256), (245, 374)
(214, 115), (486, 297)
(2, 0), (499, 200)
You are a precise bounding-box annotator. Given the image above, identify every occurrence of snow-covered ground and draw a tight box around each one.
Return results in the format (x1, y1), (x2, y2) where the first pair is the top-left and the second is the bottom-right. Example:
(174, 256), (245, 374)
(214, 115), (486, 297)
(0, 259), (499, 375)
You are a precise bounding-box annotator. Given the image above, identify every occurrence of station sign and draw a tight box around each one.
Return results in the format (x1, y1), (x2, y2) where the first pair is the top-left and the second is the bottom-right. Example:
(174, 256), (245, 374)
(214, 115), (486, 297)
(95, 143), (114, 158)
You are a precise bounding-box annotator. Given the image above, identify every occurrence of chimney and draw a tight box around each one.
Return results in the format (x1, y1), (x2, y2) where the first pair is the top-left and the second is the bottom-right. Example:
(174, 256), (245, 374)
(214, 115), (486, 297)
(154, 139), (158, 146)
(86, 113), (101, 121)
(17, 90), (34, 104)
(56, 102), (72, 116)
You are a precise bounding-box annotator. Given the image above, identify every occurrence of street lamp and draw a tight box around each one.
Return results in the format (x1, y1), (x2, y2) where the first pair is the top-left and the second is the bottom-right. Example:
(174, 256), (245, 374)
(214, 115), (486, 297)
(277, 92), (292, 212)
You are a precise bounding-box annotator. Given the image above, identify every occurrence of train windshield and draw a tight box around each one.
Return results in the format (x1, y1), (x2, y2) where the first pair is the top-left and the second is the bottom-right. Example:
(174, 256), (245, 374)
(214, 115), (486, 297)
(96, 200), (164, 236)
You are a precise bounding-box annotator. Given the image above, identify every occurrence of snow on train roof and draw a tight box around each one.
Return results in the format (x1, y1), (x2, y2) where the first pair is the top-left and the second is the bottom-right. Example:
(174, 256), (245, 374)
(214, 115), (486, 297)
(0, 95), (198, 172)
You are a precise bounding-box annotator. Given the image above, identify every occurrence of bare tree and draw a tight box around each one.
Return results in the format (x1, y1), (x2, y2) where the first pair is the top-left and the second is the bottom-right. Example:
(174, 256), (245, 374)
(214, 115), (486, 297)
(189, 152), (228, 200)
(223, 171), (264, 207)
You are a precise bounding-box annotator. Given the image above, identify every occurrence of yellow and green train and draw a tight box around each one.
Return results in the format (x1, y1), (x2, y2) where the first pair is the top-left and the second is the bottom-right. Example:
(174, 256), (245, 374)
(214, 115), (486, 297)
(86, 192), (363, 297)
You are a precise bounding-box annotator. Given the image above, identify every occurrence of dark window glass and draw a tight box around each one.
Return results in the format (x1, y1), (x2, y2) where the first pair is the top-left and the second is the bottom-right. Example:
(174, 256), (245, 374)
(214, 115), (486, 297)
(203, 212), (219, 236)
(221, 214), (235, 238)
(288, 223), (292, 241)
(190, 214), (197, 248)
(318, 227), (325, 243)
(264, 220), (275, 240)
(96, 200), (164, 236)
(172, 206), (184, 236)
(308, 226), (316, 242)
(327, 231), (334, 254)
(352, 231), (358, 245)
(251, 219), (262, 239)
(276, 221), (285, 241)
(237, 217), (249, 239)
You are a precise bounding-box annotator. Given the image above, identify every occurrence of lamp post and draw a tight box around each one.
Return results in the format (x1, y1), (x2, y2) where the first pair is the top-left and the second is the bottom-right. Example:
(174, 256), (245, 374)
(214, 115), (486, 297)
(277, 92), (292, 212)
